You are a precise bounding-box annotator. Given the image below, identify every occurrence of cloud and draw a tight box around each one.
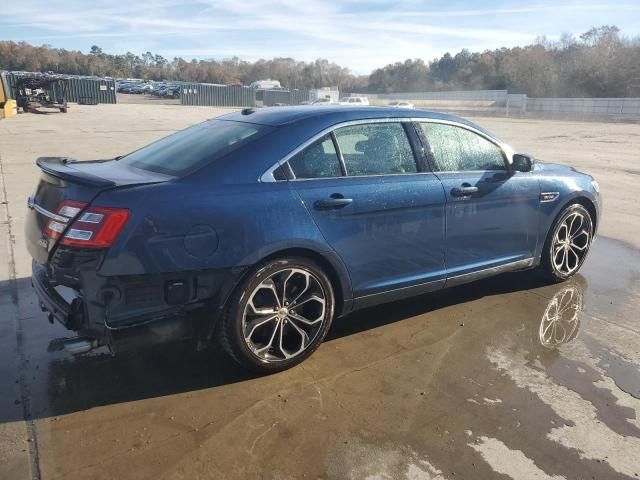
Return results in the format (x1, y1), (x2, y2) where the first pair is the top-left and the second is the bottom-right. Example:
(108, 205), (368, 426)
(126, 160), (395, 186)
(2, 0), (639, 73)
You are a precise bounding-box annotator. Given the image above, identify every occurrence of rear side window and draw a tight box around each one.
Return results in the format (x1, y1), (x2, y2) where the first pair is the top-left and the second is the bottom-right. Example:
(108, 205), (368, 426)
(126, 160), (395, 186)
(288, 134), (342, 179)
(120, 120), (269, 175)
(419, 123), (506, 172)
(334, 123), (417, 176)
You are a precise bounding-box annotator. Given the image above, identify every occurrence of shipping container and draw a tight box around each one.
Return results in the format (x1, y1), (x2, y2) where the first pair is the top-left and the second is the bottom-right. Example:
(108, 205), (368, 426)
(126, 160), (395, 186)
(180, 83), (309, 108)
(2, 72), (116, 104)
(180, 83), (255, 107)
(262, 89), (309, 106)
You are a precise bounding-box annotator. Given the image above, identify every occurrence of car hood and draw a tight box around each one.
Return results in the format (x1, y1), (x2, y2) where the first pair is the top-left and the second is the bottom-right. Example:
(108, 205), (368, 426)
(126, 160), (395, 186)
(535, 161), (580, 175)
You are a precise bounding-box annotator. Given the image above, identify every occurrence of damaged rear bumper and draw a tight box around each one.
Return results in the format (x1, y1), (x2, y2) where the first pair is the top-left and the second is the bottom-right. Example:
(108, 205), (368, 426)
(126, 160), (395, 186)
(32, 260), (82, 328)
(31, 259), (245, 354)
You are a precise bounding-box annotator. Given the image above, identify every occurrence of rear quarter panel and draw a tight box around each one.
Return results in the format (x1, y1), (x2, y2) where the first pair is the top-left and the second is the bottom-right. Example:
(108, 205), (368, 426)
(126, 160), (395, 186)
(93, 180), (332, 273)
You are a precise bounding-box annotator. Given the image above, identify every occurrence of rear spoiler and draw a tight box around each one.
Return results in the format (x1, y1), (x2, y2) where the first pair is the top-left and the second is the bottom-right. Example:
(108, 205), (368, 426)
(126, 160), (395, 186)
(36, 157), (116, 188)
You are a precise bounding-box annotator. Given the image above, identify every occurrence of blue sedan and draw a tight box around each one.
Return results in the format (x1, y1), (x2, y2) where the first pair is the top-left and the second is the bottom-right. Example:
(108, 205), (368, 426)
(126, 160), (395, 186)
(25, 106), (601, 372)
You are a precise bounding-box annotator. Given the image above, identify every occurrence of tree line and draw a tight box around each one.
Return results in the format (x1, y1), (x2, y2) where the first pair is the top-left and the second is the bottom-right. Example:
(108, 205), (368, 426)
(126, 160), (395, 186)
(1, 26), (638, 97)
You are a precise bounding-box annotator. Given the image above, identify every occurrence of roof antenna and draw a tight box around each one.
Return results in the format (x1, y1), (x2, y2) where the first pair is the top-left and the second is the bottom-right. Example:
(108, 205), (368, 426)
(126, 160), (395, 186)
(241, 108), (256, 115)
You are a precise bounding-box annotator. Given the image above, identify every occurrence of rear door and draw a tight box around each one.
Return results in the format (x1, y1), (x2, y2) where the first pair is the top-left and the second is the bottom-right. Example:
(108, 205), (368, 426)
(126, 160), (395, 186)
(287, 120), (447, 302)
(416, 121), (540, 279)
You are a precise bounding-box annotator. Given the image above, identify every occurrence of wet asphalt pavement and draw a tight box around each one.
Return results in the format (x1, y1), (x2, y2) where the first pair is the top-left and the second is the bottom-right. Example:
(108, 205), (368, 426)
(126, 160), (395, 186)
(1, 107), (640, 479)
(0, 237), (638, 479)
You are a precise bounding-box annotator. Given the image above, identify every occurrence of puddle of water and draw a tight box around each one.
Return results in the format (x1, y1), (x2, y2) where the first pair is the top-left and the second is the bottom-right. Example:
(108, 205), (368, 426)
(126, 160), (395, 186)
(10, 236), (640, 480)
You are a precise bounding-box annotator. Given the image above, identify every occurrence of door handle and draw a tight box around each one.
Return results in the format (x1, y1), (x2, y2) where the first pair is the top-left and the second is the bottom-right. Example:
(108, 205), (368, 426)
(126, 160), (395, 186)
(451, 184), (479, 197)
(314, 194), (353, 210)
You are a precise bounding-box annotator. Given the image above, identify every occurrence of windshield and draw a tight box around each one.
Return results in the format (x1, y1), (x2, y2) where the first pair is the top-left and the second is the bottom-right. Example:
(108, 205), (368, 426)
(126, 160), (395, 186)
(119, 120), (270, 175)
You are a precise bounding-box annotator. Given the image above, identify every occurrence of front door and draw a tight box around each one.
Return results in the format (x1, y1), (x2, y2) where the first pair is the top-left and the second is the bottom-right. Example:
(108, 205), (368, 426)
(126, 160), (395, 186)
(288, 121), (447, 302)
(416, 121), (540, 279)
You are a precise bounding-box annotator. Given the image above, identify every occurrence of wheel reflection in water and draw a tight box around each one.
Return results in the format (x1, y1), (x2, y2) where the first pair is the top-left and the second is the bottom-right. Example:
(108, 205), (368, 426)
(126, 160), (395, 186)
(539, 283), (584, 349)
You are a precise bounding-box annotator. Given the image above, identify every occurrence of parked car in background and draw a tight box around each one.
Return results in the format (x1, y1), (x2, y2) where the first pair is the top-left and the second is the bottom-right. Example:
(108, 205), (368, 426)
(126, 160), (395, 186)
(339, 96), (369, 105)
(25, 106), (600, 373)
(151, 84), (180, 98)
(117, 81), (157, 95)
(312, 97), (335, 105)
(389, 101), (414, 109)
(302, 98), (334, 106)
(117, 82), (146, 94)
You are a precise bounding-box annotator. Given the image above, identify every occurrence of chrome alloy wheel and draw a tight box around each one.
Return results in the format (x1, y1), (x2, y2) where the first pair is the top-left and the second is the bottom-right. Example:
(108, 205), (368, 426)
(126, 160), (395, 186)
(241, 268), (327, 362)
(551, 211), (592, 276)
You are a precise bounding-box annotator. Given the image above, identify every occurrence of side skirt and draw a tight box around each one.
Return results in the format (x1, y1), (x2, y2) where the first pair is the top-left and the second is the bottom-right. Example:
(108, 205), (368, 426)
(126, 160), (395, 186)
(445, 257), (538, 288)
(352, 257), (539, 311)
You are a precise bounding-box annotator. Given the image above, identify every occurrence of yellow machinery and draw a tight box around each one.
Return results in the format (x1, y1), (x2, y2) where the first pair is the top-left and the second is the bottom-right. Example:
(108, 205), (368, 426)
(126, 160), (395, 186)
(0, 73), (17, 119)
(1, 100), (17, 119)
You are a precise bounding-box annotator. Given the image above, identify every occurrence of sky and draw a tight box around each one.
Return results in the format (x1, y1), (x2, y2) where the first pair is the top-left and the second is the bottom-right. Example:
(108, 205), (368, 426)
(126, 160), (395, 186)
(2, 1), (640, 74)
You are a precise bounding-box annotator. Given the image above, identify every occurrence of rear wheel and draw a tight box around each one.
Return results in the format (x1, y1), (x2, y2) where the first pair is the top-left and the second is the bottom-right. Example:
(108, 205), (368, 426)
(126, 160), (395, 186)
(219, 257), (335, 373)
(539, 204), (593, 282)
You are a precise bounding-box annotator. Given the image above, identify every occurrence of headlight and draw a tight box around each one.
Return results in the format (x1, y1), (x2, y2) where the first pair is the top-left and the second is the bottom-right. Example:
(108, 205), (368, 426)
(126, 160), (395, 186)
(591, 179), (600, 193)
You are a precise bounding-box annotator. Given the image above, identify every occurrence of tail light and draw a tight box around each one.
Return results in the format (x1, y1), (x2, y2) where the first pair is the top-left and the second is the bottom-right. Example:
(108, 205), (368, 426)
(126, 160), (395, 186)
(44, 200), (130, 248)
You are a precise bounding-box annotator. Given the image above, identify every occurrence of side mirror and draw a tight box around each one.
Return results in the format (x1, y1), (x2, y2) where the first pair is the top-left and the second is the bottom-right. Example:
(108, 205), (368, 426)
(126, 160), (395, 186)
(512, 153), (534, 173)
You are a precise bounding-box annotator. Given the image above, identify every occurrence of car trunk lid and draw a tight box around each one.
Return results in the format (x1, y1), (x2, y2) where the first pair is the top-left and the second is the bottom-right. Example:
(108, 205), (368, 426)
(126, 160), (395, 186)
(26, 157), (169, 264)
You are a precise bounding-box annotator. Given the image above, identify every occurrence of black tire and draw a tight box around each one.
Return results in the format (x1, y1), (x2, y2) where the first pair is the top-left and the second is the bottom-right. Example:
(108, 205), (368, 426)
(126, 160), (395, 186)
(219, 257), (335, 373)
(539, 203), (593, 283)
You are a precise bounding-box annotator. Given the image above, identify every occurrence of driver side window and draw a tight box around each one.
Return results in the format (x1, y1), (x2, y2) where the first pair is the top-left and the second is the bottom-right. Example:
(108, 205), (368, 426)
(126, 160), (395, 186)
(419, 123), (506, 172)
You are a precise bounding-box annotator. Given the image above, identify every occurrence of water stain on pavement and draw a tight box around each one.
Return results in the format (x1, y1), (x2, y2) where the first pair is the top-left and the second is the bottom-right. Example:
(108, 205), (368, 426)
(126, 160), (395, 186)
(3, 237), (640, 479)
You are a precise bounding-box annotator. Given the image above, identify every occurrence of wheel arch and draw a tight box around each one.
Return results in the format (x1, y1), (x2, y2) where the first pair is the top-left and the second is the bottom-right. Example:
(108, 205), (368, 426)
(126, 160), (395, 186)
(196, 242), (354, 350)
(256, 247), (353, 318)
(540, 194), (597, 254)
(553, 195), (598, 234)
(572, 196), (598, 233)
(217, 245), (353, 322)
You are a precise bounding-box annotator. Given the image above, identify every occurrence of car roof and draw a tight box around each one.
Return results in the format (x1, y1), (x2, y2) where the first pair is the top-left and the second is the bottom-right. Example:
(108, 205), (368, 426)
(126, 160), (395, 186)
(217, 106), (499, 140)
(218, 105), (488, 133)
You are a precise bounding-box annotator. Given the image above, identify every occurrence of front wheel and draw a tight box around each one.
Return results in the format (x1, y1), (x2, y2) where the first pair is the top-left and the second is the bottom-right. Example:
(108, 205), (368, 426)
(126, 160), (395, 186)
(219, 257), (335, 373)
(539, 203), (593, 282)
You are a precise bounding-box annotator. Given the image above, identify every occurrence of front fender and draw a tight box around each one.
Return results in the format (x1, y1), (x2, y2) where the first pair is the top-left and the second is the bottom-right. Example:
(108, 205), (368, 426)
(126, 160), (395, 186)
(536, 188), (600, 257)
